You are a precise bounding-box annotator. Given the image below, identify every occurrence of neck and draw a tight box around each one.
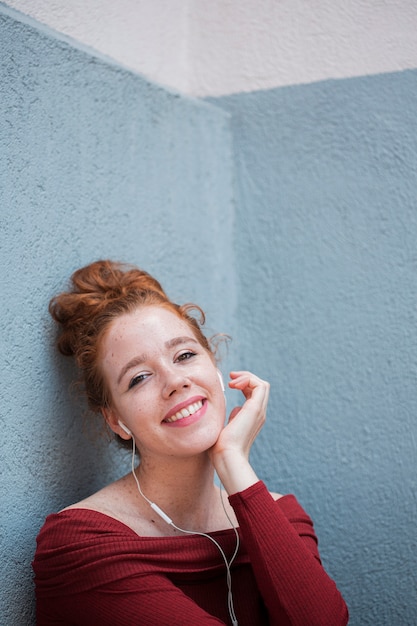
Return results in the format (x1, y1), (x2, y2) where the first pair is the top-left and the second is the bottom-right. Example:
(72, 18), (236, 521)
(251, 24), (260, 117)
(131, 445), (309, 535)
(134, 453), (224, 533)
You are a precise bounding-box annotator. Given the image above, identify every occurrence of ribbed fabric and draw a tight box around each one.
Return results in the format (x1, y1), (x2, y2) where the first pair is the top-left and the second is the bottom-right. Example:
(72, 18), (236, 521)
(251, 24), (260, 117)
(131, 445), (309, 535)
(33, 481), (348, 625)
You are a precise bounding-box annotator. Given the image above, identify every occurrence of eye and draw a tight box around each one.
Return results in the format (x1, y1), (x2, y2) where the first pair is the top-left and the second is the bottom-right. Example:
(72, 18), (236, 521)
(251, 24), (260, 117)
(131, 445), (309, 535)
(176, 350), (197, 362)
(128, 373), (149, 390)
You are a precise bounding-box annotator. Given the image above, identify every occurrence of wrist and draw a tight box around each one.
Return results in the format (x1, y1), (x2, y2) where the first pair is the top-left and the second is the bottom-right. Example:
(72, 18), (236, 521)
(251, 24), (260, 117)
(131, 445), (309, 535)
(213, 450), (259, 496)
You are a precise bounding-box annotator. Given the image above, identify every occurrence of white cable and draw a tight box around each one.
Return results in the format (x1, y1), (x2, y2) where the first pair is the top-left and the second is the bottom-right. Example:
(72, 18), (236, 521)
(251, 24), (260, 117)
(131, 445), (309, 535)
(130, 437), (239, 626)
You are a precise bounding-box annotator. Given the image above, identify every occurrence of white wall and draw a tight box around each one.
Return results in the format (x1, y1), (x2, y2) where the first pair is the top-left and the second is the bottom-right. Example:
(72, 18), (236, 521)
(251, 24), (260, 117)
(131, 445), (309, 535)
(2, 0), (191, 92)
(188, 0), (417, 95)
(4, 0), (417, 96)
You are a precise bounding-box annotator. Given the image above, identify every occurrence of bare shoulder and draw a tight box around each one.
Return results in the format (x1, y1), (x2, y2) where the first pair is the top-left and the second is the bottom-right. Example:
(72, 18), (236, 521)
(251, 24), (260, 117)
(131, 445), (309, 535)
(60, 474), (160, 537)
(61, 474), (132, 515)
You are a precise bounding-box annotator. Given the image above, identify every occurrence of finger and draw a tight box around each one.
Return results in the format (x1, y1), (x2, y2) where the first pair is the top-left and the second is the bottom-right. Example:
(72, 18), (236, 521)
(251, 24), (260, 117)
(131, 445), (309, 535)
(229, 372), (269, 403)
(229, 370), (268, 386)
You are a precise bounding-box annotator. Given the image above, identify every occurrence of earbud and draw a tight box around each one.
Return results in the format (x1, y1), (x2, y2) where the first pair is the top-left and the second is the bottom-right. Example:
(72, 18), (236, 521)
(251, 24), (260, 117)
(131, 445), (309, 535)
(217, 369), (225, 392)
(118, 420), (132, 436)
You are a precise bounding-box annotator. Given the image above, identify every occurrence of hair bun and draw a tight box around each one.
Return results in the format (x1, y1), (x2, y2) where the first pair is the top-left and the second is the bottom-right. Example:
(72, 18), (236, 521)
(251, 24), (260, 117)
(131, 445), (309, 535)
(71, 259), (166, 299)
(49, 260), (167, 358)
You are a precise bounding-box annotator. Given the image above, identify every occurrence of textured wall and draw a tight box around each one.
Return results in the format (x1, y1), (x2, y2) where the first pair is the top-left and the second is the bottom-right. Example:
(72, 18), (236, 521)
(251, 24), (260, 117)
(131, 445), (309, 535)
(3, 0), (417, 96)
(2, 3), (417, 625)
(0, 6), (235, 624)
(210, 70), (417, 625)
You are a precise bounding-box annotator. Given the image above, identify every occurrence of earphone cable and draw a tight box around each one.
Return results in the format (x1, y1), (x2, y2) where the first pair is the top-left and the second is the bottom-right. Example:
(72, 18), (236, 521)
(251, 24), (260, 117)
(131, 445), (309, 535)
(130, 437), (239, 626)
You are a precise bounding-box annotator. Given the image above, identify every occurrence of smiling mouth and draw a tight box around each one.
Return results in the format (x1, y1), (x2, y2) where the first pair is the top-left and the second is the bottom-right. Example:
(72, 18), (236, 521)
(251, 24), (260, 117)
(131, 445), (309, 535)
(163, 400), (204, 424)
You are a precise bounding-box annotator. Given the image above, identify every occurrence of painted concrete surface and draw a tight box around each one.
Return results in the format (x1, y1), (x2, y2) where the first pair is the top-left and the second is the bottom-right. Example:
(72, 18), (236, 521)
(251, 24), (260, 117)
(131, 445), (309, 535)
(3, 0), (417, 96)
(0, 6), (235, 623)
(210, 70), (417, 625)
(2, 3), (417, 625)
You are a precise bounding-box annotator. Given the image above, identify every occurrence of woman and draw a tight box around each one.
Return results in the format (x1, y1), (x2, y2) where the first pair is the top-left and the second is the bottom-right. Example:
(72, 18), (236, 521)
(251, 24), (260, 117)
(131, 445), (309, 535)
(33, 260), (349, 625)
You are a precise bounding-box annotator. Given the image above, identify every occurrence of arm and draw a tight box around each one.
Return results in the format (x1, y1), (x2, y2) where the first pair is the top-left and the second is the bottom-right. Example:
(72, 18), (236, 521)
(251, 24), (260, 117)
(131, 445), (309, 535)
(230, 482), (349, 626)
(210, 371), (349, 626)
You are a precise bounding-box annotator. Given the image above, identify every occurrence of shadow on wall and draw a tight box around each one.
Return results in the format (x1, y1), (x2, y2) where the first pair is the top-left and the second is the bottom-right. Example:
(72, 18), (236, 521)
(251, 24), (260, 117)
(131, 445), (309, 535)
(0, 5), (234, 624)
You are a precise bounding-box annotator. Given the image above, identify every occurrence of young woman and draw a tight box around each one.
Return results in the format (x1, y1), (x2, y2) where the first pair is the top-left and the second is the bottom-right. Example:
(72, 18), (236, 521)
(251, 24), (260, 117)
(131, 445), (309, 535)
(33, 260), (349, 625)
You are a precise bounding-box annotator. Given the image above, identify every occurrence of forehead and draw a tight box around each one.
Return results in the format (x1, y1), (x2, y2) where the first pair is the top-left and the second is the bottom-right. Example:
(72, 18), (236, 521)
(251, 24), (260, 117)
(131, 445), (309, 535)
(100, 306), (199, 382)
(104, 306), (193, 348)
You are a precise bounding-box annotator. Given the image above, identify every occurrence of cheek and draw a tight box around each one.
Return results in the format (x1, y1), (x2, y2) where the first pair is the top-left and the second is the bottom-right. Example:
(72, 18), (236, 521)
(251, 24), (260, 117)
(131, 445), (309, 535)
(128, 397), (155, 423)
(111, 390), (150, 425)
(213, 386), (227, 422)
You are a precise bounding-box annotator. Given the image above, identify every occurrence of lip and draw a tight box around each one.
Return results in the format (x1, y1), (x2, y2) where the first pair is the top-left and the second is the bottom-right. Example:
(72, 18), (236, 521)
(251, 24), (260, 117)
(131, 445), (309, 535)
(162, 396), (207, 428)
(163, 395), (205, 422)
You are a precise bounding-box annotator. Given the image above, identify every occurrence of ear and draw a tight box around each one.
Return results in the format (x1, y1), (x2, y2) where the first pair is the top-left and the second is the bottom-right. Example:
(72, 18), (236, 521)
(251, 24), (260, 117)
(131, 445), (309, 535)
(101, 406), (132, 440)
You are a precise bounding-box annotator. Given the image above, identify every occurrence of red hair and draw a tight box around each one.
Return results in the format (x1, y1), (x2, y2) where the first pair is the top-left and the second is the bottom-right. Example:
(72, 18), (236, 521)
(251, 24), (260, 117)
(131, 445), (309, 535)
(49, 260), (213, 416)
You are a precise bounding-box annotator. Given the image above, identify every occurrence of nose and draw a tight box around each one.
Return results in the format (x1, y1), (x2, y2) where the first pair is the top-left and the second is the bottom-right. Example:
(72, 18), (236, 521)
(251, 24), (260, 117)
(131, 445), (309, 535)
(162, 365), (190, 398)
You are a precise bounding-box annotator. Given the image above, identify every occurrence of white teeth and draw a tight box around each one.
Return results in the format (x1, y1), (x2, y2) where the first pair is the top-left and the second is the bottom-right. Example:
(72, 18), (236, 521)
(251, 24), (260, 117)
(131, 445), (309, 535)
(165, 400), (203, 423)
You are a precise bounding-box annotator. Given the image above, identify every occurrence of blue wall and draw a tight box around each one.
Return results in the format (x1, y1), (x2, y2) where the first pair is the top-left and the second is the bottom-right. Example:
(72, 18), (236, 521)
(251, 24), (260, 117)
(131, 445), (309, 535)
(0, 6), (235, 623)
(210, 71), (417, 625)
(2, 3), (417, 624)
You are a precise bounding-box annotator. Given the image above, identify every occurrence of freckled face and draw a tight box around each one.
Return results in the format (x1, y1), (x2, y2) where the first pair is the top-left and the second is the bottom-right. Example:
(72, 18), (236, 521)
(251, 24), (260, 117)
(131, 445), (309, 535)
(101, 306), (226, 461)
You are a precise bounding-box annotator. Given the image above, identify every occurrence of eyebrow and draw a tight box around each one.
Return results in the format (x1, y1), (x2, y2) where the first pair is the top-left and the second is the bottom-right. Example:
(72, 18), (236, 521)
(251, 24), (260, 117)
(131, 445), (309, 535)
(117, 336), (199, 386)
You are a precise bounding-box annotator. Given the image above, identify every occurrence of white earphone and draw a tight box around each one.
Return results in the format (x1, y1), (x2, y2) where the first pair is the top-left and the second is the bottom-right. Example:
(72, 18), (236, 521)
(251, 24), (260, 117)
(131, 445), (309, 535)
(217, 369), (225, 392)
(118, 420), (132, 436)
